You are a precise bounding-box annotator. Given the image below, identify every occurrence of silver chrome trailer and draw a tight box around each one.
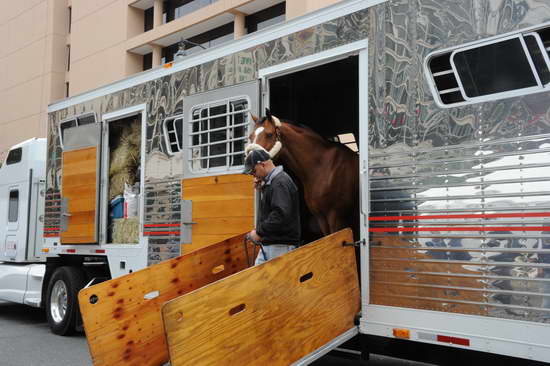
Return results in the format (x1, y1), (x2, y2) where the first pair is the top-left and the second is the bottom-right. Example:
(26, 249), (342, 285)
(39, 0), (550, 362)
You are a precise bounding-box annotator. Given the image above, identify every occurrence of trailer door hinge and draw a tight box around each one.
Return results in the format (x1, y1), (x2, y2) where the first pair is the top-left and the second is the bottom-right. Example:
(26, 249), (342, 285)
(342, 239), (366, 247)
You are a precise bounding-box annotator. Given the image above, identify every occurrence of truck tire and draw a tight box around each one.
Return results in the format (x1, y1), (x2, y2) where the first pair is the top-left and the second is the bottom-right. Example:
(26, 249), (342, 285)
(45, 266), (87, 336)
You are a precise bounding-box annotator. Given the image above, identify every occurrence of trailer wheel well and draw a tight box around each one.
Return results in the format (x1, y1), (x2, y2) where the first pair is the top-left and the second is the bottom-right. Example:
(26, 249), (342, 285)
(41, 255), (111, 308)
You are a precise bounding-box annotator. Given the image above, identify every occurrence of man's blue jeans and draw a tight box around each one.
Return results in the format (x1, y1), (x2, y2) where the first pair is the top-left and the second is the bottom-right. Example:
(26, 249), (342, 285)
(254, 244), (295, 265)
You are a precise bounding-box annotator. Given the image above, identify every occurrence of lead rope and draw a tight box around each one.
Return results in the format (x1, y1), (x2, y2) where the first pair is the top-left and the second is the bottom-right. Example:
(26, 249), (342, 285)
(244, 234), (267, 266)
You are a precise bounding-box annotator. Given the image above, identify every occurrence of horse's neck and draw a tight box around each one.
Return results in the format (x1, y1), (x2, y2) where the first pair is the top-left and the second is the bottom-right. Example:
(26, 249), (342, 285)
(278, 124), (330, 186)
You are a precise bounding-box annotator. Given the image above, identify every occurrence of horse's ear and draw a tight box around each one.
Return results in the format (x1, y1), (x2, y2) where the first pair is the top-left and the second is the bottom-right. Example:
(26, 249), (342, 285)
(249, 112), (259, 123)
(265, 108), (272, 119)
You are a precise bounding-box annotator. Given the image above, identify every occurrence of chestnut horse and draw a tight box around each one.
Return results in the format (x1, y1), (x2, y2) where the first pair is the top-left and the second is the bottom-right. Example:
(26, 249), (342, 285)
(247, 110), (359, 238)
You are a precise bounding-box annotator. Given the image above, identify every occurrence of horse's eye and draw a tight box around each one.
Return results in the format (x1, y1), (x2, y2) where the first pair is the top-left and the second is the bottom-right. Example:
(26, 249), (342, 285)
(266, 133), (273, 138)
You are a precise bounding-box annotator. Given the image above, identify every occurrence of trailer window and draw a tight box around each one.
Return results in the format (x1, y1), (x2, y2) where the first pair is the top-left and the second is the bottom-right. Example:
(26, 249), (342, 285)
(59, 113), (96, 147)
(189, 97), (250, 171)
(6, 148), (22, 165)
(426, 25), (550, 107)
(164, 117), (184, 154)
(8, 190), (18, 222)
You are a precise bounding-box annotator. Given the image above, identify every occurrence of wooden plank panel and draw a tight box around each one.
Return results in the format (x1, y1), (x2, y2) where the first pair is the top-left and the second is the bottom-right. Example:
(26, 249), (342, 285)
(163, 229), (360, 366)
(62, 147), (97, 164)
(191, 198), (254, 218)
(182, 174), (254, 253)
(192, 217), (254, 235)
(183, 174), (253, 187)
(61, 146), (97, 244)
(183, 182), (253, 200)
(79, 233), (251, 366)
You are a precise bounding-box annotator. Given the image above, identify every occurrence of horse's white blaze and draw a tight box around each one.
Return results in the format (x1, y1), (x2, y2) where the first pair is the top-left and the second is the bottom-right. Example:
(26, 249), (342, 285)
(253, 127), (265, 141)
(245, 116), (283, 158)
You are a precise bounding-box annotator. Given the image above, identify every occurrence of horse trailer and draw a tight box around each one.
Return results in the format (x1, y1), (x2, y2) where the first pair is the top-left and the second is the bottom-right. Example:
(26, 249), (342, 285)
(0, 0), (548, 363)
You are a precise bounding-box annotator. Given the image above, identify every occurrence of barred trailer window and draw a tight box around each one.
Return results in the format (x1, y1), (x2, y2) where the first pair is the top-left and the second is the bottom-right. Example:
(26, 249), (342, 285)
(189, 97), (250, 171)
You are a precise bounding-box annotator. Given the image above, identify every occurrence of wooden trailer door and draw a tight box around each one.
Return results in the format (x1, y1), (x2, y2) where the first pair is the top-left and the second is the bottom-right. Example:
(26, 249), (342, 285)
(60, 123), (102, 244)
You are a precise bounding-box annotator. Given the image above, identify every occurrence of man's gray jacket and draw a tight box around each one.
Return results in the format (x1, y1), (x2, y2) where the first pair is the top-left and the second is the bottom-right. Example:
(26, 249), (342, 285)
(256, 166), (301, 246)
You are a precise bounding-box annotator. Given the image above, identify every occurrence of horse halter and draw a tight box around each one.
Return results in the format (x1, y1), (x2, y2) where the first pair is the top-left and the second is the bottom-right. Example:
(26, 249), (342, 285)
(245, 115), (283, 159)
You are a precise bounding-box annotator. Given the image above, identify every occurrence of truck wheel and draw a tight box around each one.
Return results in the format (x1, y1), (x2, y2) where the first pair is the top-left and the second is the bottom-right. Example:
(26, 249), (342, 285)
(45, 266), (87, 336)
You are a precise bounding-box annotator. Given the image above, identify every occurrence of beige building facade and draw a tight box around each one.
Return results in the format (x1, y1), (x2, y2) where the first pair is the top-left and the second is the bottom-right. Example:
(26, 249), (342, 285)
(0, 0), (342, 156)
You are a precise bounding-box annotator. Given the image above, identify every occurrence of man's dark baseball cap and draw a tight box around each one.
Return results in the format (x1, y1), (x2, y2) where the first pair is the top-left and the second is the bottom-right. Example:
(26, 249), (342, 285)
(243, 149), (270, 174)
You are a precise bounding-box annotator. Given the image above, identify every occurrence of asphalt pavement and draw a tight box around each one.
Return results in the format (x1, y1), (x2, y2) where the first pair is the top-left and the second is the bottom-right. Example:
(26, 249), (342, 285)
(0, 301), (433, 366)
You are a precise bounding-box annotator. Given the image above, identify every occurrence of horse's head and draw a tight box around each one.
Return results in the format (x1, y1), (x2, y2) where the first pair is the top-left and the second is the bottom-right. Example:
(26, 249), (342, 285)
(246, 108), (283, 159)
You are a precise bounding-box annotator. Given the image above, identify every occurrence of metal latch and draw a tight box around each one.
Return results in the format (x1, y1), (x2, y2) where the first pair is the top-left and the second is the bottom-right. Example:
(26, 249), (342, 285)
(342, 239), (367, 247)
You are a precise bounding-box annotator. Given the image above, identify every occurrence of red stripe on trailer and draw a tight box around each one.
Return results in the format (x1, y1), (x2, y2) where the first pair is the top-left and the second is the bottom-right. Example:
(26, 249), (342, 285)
(369, 226), (550, 233)
(66, 249), (76, 253)
(437, 335), (452, 343)
(451, 337), (470, 346)
(44, 227), (60, 231)
(437, 335), (470, 346)
(143, 224), (180, 228)
(95, 249), (106, 254)
(143, 231), (180, 236)
(369, 212), (550, 221)
(43, 234), (59, 237)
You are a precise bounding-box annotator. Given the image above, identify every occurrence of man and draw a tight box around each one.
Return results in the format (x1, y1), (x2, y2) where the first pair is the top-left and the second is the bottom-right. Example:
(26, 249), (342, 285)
(244, 148), (301, 265)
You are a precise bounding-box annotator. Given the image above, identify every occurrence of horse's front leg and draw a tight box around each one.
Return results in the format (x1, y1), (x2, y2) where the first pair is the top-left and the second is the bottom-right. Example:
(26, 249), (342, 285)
(327, 210), (352, 235)
(314, 214), (331, 237)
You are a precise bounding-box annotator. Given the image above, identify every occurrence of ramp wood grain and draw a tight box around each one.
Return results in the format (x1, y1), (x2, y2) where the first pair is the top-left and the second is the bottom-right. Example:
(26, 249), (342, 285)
(61, 146), (98, 244)
(162, 229), (360, 366)
(182, 174), (254, 253)
(79, 233), (251, 366)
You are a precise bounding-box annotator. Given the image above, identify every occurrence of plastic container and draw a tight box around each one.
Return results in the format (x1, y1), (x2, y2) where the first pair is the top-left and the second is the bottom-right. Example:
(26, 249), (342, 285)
(110, 196), (124, 219)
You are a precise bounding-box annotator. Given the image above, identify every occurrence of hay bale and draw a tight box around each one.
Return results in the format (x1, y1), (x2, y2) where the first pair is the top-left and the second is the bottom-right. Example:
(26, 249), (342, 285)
(110, 171), (135, 200)
(110, 140), (140, 176)
(109, 121), (141, 176)
(112, 218), (139, 244)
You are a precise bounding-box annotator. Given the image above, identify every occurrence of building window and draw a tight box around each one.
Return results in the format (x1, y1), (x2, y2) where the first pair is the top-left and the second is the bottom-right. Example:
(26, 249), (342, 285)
(163, 0), (217, 24)
(161, 22), (233, 63)
(143, 52), (153, 70)
(6, 148), (22, 165)
(59, 113), (97, 146)
(426, 25), (550, 107)
(68, 7), (72, 33)
(189, 97), (250, 171)
(67, 45), (71, 71)
(245, 2), (285, 34)
(144, 7), (154, 32)
(8, 190), (19, 223)
(163, 117), (184, 154)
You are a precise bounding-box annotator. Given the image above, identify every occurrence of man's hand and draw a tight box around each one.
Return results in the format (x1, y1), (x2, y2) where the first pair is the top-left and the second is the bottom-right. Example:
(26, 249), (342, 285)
(253, 177), (263, 190)
(249, 229), (262, 242)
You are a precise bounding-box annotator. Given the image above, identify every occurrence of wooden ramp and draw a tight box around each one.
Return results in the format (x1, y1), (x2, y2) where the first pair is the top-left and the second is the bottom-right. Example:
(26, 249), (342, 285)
(162, 229), (360, 366)
(78, 233), (251, 366)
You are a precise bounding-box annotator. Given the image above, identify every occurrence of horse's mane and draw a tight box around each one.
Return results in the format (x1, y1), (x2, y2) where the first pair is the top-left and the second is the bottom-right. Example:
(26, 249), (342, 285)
(259, 116), (311, 131)
(259, 116), (357, 154)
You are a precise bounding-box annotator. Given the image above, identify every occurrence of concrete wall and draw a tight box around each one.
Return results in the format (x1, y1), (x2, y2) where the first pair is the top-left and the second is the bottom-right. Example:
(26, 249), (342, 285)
(70, 0), (143, 95)
(0, 0), (345, 157)
(0, 0), (68, 157)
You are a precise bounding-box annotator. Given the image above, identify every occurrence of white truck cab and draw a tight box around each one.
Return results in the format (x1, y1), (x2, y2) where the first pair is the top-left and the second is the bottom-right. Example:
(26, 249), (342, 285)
(0, 138), (47, 306)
